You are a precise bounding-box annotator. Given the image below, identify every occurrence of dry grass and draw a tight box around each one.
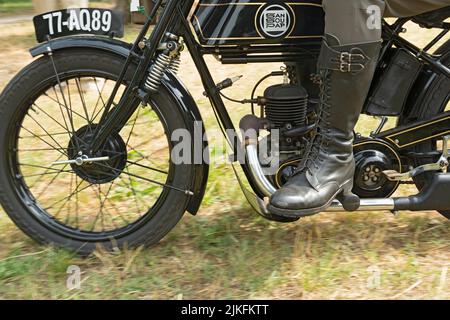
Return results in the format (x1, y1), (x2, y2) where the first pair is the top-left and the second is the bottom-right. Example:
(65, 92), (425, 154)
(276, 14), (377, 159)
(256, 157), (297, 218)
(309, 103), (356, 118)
(0, 12), (448, 300)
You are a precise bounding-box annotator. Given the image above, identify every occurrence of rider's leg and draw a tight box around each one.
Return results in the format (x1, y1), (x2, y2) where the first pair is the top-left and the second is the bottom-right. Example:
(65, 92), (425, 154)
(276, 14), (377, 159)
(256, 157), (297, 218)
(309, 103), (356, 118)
(269, 0), (449, 218)
(269, 0), (384, 217)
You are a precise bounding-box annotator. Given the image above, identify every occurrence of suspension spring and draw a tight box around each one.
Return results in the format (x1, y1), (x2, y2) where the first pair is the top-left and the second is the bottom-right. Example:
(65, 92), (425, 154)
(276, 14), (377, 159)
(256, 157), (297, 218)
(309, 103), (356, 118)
(145, 52), (171, 92)
(168, 56), (181, 74)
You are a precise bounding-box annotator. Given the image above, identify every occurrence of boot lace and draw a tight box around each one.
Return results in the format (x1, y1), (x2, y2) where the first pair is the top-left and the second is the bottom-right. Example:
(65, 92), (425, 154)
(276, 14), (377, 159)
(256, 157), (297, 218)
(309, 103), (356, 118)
(295, 70), (333, 174)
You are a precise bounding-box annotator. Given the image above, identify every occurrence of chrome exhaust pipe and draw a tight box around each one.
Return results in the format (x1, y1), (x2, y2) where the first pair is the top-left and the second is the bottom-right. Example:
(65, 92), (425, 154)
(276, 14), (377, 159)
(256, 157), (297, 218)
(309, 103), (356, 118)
(245, 144), (395, 212)
(246, 144), (277, 196)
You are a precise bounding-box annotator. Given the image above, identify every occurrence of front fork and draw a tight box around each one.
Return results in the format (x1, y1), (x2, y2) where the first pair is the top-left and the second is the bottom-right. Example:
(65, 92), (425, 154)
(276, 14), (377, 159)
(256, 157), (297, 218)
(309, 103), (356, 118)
(86, 0), (180, 155)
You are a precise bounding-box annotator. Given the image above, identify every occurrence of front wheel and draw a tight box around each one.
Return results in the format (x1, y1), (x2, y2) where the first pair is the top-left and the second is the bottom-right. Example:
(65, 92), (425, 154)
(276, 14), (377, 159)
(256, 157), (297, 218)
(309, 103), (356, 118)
(0, 49), (194, 254)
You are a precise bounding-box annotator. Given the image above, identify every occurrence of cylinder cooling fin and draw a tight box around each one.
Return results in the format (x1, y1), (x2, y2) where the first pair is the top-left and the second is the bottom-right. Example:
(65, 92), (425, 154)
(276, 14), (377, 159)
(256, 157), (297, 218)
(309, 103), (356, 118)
(263, 84), (309, 129)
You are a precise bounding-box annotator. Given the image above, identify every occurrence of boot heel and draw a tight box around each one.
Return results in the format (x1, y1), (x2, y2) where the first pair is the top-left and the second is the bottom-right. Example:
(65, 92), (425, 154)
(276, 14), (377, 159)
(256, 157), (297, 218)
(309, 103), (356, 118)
(337, 182), (360, 212)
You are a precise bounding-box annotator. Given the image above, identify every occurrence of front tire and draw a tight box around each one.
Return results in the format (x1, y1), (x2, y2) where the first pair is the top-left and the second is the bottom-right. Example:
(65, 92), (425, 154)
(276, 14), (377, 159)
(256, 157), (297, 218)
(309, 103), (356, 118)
(0, 49), (195, 254)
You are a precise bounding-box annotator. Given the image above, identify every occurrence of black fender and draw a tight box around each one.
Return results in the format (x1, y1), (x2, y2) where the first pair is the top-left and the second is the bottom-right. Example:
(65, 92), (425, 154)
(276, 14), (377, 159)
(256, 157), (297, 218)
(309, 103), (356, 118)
(30, 36), (209, 215)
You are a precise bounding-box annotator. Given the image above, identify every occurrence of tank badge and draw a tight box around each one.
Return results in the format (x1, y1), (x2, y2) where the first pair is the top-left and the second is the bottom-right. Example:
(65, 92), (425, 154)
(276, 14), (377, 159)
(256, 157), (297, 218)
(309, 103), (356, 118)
(257, 4), (294, 39)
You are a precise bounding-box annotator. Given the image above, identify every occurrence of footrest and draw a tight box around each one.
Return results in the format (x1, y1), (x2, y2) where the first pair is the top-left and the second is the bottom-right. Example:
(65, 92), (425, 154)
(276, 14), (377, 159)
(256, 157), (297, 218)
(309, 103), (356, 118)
(336, 192), (360, 212)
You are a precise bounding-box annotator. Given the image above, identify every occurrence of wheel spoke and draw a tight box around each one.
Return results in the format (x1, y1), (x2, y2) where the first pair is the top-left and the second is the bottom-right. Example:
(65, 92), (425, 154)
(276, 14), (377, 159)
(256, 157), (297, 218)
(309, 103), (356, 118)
(121, 169), (143, 216)
(32, 102), (70, 134)
(127, 143), (169, 170)
(91, 77), (108, 123)
(64, 172), (74, 225)
(49, 87), (72, 140)
(20, 132), (71, 139)
(48, 53), (78, 146)
(75, 175), (80, 229)
(45, 180), (92, 212)
(18, 127), (67, 156)
(94, 182), (130, 229)
(96, 162), (190, 195)
(24, 170), (73, 179)
(23, 115), (68, 156)
(123, 119), (158, 127)
(75, 78), (92, 127)
(20, 147), (67, 152)
(27, 153), (66, 188)
(43, 93), (90, 123)
(34, 164), (72, 200)
(126, 160), (168, 175)
(92, 101), (118, 124)
(20, 127), (67, 159)
(20, 163), (71, 172)
(125, 107), (141, 145)
(94, 185), (106, 232)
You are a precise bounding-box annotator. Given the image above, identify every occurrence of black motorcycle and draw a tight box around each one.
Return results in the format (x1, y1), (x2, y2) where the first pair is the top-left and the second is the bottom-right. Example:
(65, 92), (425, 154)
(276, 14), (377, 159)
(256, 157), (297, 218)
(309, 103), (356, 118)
(0, 1), (448, 254)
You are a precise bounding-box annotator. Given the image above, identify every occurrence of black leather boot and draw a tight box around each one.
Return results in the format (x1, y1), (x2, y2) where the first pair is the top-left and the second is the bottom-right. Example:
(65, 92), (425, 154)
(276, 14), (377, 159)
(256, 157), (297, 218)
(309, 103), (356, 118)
(268, 34), (381, 218)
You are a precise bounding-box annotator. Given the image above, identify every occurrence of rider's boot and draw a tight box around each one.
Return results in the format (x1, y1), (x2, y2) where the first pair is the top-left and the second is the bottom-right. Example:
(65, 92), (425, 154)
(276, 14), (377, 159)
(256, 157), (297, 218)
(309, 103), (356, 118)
(268, 34), (381, 218)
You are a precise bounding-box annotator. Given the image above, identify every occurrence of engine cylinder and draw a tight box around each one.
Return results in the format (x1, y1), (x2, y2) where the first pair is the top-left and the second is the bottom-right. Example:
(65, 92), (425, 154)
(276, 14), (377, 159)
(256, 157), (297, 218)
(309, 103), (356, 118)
(263, 84), (308, 128)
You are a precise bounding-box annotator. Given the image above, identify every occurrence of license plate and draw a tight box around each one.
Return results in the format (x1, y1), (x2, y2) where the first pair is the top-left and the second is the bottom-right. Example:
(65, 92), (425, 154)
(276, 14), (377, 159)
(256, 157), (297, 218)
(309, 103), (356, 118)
(33, 8), (124, 43)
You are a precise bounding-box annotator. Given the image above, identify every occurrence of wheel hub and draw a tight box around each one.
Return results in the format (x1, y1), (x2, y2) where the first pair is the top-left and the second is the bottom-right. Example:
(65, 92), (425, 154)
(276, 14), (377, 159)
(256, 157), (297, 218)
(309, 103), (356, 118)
(353, 141), (401, 198)
(68, 125), (127, 184)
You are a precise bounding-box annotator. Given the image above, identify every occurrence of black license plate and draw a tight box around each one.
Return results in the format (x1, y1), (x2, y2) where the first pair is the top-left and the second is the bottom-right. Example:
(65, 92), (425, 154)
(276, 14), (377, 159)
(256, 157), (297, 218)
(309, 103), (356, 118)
(33, 8), (124, 43)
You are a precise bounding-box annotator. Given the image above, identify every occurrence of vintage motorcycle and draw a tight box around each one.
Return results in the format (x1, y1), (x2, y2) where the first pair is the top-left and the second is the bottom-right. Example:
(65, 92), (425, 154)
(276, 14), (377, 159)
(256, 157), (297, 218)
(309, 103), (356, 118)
(0, 0), (448, 254)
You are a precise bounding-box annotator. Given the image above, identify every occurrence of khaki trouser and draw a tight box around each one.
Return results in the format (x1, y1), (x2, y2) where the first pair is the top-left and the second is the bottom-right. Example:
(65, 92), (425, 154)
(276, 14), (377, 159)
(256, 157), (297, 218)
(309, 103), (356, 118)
(32, 0), (89, 14)
(323, 0), (449, 44)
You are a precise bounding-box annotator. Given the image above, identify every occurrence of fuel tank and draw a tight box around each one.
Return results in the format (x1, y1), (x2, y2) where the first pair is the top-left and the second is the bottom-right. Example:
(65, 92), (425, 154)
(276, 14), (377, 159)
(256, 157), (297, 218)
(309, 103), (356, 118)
(190, 0), (325, 46)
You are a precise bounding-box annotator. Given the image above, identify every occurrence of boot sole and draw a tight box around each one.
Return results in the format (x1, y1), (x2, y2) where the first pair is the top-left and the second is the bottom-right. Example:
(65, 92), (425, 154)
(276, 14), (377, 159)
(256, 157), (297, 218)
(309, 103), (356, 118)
(267, 189), (341, 218)
(267, 180), (358, 219)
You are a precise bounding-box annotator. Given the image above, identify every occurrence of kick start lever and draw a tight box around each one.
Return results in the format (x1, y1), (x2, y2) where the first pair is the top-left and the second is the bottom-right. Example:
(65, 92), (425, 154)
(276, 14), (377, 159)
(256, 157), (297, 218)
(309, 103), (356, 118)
(383, 135), (450, 181)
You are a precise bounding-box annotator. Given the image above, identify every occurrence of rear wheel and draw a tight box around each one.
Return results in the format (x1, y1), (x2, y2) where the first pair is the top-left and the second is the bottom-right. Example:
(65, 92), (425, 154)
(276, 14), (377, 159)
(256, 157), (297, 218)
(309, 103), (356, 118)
(0, 49), (194, 254)
(398, 40), (450, 220)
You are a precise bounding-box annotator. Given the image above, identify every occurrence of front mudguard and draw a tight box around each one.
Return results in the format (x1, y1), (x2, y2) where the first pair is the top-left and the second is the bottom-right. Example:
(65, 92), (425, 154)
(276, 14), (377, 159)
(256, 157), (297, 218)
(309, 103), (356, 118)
(30, 36), (209, 215)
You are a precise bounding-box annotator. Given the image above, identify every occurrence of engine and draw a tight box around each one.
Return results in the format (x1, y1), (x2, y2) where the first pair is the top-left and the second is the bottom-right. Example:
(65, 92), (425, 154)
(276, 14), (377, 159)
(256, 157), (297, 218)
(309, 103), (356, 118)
(243, 82), (315, 187)
(263, 84), (309, 130)
(231, 69), (317, 188)
(262, 80), (316, 148)
(259, 83), (314, 156)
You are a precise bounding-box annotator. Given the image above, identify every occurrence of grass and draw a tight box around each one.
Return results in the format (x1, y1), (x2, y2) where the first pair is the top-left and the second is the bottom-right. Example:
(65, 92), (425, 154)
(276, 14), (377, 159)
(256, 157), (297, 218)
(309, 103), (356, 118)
(0, 211), (448, 299)
(0, 9), (449, 299)
(0, 1), (114, 17)
(0, 0), (32, 17)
